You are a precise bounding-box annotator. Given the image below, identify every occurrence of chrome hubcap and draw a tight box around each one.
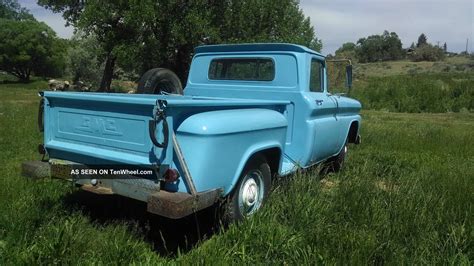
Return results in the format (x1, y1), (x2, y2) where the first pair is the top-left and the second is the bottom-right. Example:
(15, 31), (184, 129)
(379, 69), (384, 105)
(242, 178), (258, 208)
(238, 170), (264, 216)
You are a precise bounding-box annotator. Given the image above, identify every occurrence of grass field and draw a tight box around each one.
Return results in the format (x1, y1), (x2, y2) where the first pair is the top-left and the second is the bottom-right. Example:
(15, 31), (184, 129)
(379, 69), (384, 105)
(0, 79), (473, 264)
(328, 56), (474, 113)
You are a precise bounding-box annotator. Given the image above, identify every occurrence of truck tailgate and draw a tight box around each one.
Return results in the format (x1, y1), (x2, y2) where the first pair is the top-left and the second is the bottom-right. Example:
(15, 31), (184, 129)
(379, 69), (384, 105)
(43, 92), (166, 166)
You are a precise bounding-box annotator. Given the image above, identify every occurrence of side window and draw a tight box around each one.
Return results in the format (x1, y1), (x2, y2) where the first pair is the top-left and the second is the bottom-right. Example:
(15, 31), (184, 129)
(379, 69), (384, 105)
(309, 59), (324, 92)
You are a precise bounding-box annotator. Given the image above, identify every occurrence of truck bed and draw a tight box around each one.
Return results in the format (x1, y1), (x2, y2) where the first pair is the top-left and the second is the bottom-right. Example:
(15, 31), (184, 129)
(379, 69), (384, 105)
(43, 91), (289, 168)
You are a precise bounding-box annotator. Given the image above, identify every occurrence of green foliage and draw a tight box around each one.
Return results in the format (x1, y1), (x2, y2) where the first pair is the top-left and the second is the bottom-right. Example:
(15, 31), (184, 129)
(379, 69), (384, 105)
(334, 42), (357, 62)
(336, 42), (356, 53)
(352, 73), (474, 112)
(66, 33), (103, 87)
(355, 30), (405, 63)
(0, 85), (472, 264)
(116, 0), (322, 83)
(0, 0), (34, 20)
(410, 44), (445, 62)
(0, 19), (66, 82)
(215, 0), (322, 51)
(353, 56), (474, 78)
(416, 33), (427, 48)
(39, 0), (321, 86)
(39, 0), (141, 90)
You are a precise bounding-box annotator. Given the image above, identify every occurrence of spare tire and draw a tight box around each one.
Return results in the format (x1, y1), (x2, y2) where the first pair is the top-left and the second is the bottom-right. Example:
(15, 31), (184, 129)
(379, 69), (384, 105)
(136, 68), (183, 95)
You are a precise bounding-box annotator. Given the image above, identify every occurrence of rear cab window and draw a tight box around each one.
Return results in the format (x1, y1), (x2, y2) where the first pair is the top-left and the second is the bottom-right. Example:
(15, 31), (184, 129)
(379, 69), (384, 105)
(208, 58), (275, 81)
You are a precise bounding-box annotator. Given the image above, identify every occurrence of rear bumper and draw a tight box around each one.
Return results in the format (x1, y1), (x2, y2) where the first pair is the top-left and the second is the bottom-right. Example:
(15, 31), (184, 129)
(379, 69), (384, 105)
(21, 160), (222, 219)
(147, 189), (222, 219)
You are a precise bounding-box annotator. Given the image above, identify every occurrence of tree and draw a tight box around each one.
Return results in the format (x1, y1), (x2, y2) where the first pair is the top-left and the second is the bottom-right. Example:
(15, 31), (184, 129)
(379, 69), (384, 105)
(66, 32), (103, 87)
(39, 0), (322, 89)
(334, 42), (357, 61)
(355, 30), (404, 63)
(109, 0), (322, 84)
(443, 42), (447, 53)
(149, 0), (320, 82)
(38, 0), (138, 91)
(336, 42), (356, 53)
(0, 0), (34, 20)
(215, 0), (322, 51)
(0, 19), (66, 81)
(417, 33), (427, 47)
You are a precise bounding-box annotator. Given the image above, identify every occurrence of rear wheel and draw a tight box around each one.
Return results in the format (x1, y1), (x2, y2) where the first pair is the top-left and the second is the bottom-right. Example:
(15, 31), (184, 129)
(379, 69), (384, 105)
(223, 154), (271, 223)
(136, 68), (183, 95)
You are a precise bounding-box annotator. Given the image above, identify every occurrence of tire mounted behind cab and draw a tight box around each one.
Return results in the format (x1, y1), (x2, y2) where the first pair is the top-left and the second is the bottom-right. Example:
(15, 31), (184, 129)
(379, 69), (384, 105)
(136, 68), (183, 95)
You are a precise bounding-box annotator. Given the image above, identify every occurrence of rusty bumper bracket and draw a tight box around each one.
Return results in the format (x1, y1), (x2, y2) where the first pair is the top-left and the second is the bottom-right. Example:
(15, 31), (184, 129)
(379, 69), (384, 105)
(21, 161), (51, 179)
(147, 188), (222, 219)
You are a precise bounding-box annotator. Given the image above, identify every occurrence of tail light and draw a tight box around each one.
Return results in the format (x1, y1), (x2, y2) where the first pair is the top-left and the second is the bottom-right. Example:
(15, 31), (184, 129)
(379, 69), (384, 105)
(163, 168), (180, 183)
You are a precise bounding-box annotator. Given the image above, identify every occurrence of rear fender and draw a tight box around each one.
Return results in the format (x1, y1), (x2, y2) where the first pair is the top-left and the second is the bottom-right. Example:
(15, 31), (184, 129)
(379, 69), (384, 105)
(228, 143), (283, 196)
(175, 108), (287, 195)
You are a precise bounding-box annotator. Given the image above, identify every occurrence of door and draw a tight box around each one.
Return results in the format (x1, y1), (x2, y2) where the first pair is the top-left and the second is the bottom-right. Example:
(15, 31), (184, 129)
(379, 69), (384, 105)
(308, 58), (340, 163)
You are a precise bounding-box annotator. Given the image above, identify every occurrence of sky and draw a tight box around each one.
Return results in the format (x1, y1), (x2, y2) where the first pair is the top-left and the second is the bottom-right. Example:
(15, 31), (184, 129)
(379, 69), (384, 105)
(19, 0), (474, 55)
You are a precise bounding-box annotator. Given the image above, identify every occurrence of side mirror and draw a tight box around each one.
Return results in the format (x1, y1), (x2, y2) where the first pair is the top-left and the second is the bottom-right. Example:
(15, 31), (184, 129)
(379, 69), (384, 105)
(345, 65), (353, 90)
(326, 59), (353, 95)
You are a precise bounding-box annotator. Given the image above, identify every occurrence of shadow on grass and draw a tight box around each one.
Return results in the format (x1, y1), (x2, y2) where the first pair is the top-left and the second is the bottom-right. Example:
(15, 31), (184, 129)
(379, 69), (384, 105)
(59, 168), (331, 257)
(62, 190), (222, 257)
(0, 80), (22, 84)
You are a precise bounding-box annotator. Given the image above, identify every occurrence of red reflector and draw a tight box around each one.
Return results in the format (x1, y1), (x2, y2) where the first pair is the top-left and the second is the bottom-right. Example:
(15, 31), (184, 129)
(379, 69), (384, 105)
(164, 168), (180, 183)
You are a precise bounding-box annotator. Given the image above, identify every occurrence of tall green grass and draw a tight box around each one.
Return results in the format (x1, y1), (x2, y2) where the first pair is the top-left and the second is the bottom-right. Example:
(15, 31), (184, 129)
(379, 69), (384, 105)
(0, 82), (473, 264)
(352, 73), (474, 113)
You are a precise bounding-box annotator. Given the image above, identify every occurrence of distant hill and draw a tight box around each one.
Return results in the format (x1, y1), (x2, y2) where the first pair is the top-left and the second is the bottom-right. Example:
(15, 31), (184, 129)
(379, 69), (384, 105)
(353, 55), (474, 78)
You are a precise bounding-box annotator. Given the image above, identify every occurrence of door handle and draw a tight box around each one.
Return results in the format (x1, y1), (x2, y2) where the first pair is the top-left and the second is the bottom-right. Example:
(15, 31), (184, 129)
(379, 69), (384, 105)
(315, 100), (324, 106)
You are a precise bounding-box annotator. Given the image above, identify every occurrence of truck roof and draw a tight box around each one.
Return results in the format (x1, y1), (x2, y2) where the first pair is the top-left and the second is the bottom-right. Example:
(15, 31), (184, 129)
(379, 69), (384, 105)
(194, 43), (323, 57)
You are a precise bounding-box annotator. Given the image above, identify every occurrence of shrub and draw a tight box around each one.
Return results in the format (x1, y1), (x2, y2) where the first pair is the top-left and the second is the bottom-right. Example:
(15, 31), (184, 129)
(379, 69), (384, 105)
(410, 44), (445, 62)
(355, 30), (405, 63)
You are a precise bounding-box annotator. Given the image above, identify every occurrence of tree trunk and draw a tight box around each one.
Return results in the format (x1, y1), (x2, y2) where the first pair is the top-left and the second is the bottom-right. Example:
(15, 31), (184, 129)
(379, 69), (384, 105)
(11, 68), (30, 83)
(175, 45), (192, 85)
(98, 53), (116, 92)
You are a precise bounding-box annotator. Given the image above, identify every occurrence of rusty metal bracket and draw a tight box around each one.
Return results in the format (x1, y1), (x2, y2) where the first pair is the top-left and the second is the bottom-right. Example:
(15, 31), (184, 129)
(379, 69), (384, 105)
(171, 131), (197, 196)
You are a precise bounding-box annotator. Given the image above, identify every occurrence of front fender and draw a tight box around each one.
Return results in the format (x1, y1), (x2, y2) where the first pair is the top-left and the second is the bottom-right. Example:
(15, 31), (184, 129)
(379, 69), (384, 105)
(334, 115), (361, 155)
(172, 108), (287, 195)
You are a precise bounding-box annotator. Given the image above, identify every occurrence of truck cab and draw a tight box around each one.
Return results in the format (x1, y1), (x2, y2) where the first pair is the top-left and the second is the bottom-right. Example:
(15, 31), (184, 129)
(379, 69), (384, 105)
(185, 44), (361, 172)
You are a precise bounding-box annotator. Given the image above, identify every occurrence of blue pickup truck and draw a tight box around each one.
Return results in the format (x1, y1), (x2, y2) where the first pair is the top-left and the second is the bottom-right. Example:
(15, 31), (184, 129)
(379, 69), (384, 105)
(26, 43), (361, 222)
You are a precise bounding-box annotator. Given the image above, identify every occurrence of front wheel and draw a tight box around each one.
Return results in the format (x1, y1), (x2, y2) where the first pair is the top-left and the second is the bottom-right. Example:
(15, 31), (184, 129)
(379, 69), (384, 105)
(223, 155), (271, 223)
(322, 143), (348, 174)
